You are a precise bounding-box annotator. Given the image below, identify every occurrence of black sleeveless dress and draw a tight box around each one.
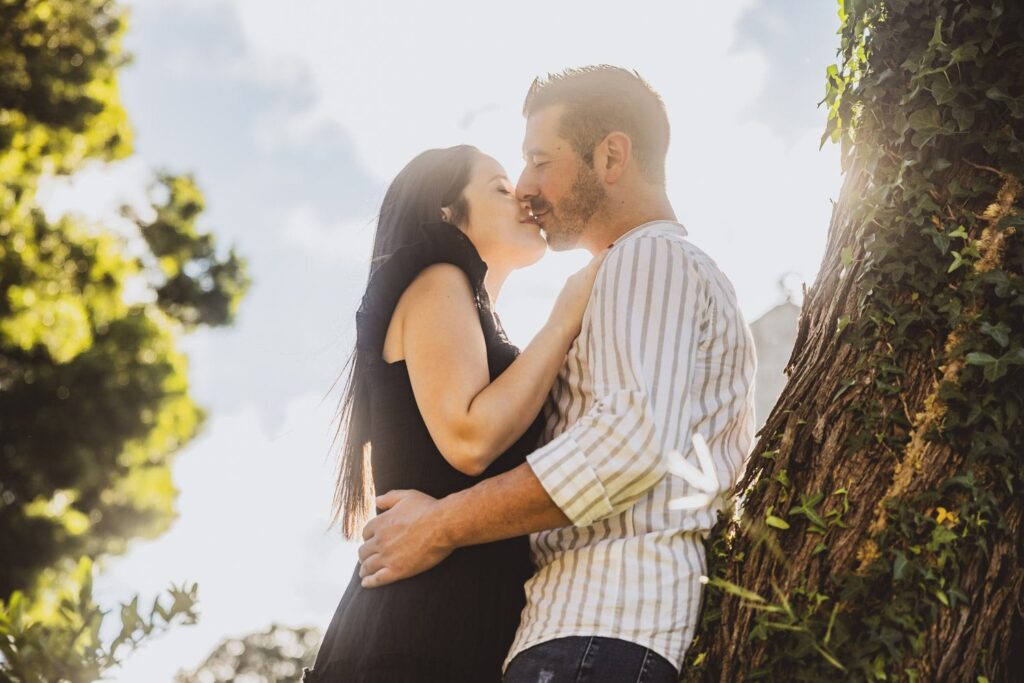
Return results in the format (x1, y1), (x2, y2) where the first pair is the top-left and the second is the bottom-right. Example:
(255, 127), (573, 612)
(303, 222), (543, 682)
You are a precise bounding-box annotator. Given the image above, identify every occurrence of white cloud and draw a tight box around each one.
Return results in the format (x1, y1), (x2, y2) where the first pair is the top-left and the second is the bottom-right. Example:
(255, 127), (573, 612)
(673, 121), (841, 320)
(221, 0), (761, 183)
(36, 158), (153, 232)
(279, 204), (378, 266)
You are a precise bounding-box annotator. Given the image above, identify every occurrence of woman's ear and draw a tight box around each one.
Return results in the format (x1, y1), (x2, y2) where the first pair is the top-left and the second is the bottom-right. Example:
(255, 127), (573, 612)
(440, 206), (453, 223)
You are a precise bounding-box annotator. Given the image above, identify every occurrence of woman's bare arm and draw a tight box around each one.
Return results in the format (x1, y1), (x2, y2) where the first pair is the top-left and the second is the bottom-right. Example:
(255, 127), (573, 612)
(393, 263), (578, 476)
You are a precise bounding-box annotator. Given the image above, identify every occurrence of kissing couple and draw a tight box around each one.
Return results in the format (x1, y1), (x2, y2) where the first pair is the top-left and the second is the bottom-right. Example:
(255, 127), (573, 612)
(303, 65), (757, 683)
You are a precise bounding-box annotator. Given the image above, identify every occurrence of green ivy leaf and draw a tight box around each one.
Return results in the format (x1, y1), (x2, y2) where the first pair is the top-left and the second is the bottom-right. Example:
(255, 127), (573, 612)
(909, 106), (942, 131)
(789, 493), (828, 531)
(950, 43), (979, 64)
(766, 515), (790, 530)
(774, 469), (791, 487)
(985, 86), (1011, 101)
(931, 77), (957, 105)
(930, 525), (958, 548)
(965, 351), (1007, 381)
(893, 551), (910, 580)
(909, 106), (948, 147)
(952, 106), (976, 131)
(833, 376), (857, 399)
(948, 251), (963, 272)
(704, 576), (767, 604)
(811, 641), (847, 672)
(979, 321), (1010, 347)
(928, 16), (945, 48)
(930, 230), (951, 254)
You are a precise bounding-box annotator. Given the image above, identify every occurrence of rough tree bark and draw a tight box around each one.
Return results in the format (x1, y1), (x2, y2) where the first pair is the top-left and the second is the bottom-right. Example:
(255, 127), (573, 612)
(683, 2), (1024, 681)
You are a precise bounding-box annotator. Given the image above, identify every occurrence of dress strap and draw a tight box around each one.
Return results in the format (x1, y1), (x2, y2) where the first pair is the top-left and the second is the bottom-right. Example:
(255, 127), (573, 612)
(355, 222), (490, 357)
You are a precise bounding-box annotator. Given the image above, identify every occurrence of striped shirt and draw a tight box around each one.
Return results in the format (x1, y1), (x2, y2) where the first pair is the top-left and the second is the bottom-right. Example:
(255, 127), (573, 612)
(505, 220), (757, 672)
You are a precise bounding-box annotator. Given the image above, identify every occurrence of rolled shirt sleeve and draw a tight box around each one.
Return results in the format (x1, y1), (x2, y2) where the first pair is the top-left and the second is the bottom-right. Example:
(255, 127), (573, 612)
(527, 235), (706, 527)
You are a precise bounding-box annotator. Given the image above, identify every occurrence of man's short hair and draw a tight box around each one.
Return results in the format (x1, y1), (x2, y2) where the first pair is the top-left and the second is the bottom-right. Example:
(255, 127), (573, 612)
(523, 65), (670, 186)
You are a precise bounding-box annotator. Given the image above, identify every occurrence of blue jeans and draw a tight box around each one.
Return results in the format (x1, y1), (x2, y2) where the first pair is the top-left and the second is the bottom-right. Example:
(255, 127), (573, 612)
(504, 636), (678, 683)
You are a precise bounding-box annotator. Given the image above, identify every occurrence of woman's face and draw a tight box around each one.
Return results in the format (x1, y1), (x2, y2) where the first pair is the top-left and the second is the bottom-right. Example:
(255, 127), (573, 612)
(451, 154), (546, 272)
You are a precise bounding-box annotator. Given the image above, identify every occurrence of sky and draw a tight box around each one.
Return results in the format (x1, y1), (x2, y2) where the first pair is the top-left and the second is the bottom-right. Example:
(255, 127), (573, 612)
(37, 0), (843, 678)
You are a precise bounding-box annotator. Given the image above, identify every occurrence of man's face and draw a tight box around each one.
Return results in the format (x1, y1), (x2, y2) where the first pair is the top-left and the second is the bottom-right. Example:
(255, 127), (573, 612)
(516, 105), (607, 251)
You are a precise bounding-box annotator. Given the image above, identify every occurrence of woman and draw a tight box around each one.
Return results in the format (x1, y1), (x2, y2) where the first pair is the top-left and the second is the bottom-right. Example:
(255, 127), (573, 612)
(303, 145), (605, 682)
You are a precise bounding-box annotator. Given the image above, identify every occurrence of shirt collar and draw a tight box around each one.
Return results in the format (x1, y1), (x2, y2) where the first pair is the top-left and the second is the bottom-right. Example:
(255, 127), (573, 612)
(612, 219), (688, 245)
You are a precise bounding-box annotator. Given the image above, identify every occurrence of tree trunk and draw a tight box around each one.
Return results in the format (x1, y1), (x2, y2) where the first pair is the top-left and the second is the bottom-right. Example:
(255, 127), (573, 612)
(684, 2), (1024, 681)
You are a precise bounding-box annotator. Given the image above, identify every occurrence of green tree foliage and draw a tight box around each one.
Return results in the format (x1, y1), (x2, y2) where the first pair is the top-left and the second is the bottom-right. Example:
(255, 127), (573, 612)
(0, 0), (249, 680)
(0, 0), (130, 184)
(0, 558), (197, 683)
(174, 624), (322, 683)
(687, 0), (1023, 680)
(125, 173), (248, 329)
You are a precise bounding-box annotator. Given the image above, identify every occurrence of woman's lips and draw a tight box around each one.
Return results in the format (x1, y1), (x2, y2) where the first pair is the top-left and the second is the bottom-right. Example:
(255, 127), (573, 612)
(521, 211), (544, 226)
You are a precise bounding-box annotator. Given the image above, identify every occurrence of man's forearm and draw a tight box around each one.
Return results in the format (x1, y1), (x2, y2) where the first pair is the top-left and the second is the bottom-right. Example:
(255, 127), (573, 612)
(435, 462), (571, 548)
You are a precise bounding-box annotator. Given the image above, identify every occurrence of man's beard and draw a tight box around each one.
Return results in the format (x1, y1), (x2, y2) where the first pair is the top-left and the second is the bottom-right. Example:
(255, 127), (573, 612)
(538, 162), (607, 251)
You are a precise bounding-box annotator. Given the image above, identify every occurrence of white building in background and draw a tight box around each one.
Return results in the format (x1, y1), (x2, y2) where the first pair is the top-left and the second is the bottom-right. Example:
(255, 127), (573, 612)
(749, 299), (801, 431)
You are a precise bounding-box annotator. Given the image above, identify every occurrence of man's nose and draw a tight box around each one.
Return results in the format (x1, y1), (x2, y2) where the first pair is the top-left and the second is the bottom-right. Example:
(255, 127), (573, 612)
(515, 170), (536, 202)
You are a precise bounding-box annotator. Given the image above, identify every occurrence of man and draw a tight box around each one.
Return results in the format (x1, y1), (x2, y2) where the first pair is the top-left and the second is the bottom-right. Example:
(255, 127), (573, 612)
(357, 66), (756, 681)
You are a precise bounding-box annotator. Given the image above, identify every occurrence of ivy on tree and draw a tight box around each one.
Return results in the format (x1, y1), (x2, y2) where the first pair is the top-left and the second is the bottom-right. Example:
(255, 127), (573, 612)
(685, 1), (1023, 681)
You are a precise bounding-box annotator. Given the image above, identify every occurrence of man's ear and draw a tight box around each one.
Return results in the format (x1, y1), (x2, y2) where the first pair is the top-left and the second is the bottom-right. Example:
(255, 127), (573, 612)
(596, 131), (632, 184)
(440, 206), (453, 223)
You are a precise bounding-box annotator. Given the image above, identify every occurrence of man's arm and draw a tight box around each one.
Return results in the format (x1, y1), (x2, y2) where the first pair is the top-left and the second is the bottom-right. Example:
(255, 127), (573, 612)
(436, 461), (570, 543)
(357, 462), (567, 587)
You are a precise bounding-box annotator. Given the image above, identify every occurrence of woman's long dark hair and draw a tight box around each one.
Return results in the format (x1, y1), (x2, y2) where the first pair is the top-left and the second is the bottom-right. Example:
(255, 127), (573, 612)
(331, 145), (480, 538)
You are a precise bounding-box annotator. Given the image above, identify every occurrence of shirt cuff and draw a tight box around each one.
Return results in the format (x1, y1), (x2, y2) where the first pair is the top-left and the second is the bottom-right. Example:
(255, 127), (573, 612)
(527, 434), (613, 527)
